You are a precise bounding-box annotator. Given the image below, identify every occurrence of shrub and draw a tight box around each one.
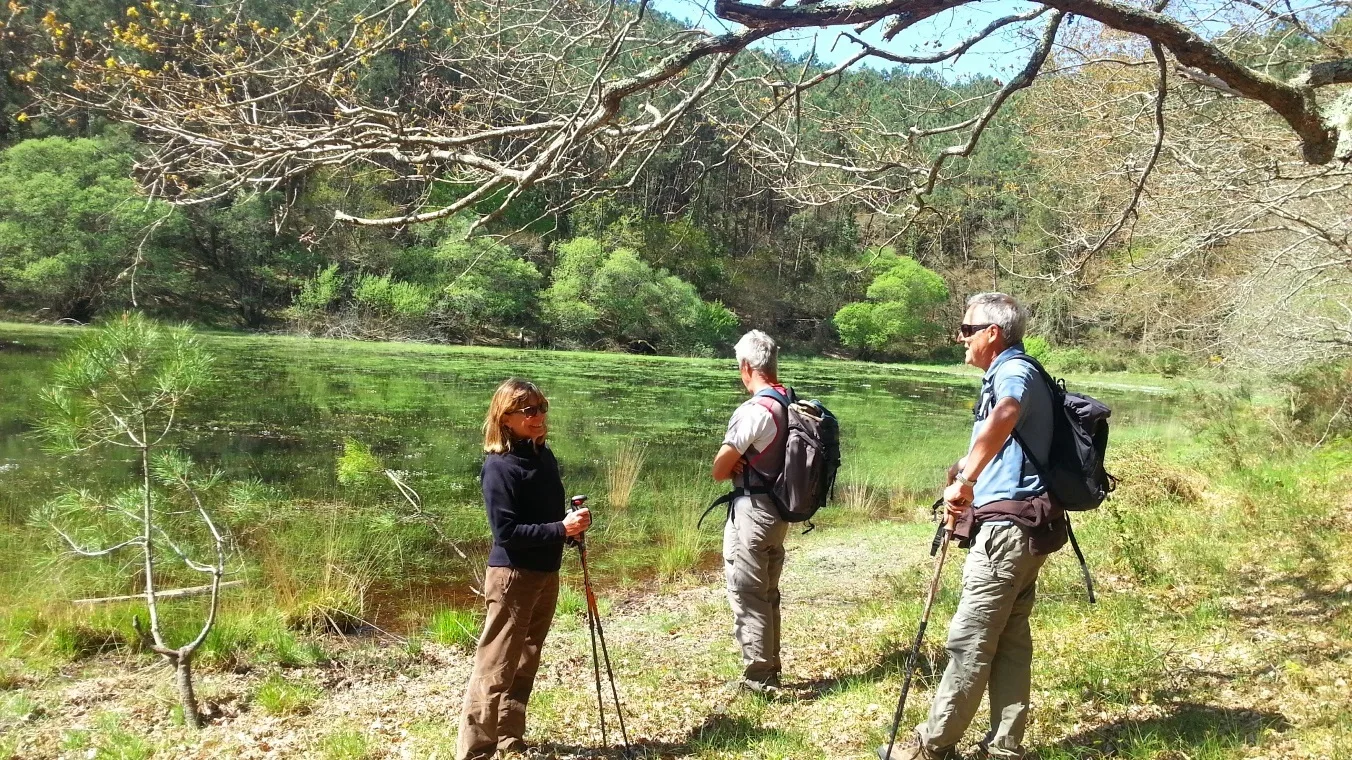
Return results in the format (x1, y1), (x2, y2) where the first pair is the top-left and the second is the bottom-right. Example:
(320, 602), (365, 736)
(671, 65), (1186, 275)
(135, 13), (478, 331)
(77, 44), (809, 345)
(834, 255), (948, 358)
(295, 265), (344, 313)
(1283, 360), (1352, 444)
(1149, 348), (1189, 377)
(1023, 336), (1051, 362)
(352, 274), (435, 318)
(336, 438), (383, 488)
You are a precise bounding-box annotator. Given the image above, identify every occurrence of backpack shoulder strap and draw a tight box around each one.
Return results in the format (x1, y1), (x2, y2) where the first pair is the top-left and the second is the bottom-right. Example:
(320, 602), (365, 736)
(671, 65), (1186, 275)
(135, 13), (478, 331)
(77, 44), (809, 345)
(753, 386), (791, 408)
(1000, 353), (1062, 395)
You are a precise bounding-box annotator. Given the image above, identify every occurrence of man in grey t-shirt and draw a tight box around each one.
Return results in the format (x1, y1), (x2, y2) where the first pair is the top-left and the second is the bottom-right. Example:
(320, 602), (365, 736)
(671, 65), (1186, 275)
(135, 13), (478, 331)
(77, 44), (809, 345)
(880, 293), (1054, 760)
(712, 330), (791, 694)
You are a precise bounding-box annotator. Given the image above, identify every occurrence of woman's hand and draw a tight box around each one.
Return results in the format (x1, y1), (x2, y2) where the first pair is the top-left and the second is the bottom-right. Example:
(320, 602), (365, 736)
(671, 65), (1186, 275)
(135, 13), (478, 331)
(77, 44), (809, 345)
(563, 507), (591, 537)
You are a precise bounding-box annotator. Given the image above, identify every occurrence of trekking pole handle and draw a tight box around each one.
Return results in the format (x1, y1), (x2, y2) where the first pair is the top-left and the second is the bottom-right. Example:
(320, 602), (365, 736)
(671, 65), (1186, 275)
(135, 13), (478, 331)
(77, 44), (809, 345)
(566, 495), (589, 548)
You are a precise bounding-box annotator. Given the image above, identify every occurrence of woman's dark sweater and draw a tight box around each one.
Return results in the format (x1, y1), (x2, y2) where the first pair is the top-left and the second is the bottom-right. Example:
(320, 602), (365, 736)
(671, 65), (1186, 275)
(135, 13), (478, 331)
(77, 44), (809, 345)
(482, 439), (567, 572)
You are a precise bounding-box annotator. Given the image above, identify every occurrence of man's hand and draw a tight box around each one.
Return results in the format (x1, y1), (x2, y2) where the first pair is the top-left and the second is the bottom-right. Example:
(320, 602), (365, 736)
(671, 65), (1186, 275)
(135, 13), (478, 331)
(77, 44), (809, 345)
(943, 480), (973, 516)
(563, 508), (591, 537)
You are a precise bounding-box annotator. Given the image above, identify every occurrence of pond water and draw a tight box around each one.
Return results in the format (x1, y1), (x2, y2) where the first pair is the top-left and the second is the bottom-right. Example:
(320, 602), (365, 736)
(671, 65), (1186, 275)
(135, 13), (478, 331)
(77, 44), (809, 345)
(0, 324), (1182, 629)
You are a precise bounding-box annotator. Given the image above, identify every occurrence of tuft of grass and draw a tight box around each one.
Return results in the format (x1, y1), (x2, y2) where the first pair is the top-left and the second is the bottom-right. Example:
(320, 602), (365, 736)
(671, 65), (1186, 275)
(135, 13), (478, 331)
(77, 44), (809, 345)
(88, 712), (153, 760)
(212, 613), (328, 669)
(836, 478), (882, 517)
(49, 623), (127, 661)
(556, 584), (585, 617)
(426, 608), (481, 649)
(60, 728), (91, 751)
(0, 691), (38, 727)
(605, 440), (647, 511)
(654, 503), (711, 583)
(320, 727), (372, 760)
(254, 672), (322, 716)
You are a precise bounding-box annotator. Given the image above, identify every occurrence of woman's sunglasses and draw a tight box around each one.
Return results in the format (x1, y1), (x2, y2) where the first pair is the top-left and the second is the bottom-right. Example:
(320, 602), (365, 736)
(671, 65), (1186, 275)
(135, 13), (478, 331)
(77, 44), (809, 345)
(957, 323), (996, 338)
(511, 403), (549, 418)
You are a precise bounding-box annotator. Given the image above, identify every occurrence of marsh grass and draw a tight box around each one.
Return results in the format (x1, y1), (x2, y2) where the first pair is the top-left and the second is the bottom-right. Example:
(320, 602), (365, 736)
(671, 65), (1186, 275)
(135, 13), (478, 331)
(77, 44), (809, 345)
(606, 440), (647, 511)
(196, 607), (328, 669)
(835, 476), (885, 518)
(426, 608), (481, 649)
(254, 672), (322, 716)
(655, 502), (712, 582)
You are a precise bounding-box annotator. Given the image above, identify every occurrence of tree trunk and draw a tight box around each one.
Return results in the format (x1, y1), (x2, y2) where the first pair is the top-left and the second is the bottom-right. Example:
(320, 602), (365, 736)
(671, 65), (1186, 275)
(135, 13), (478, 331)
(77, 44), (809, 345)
(175, 653), (204, 729)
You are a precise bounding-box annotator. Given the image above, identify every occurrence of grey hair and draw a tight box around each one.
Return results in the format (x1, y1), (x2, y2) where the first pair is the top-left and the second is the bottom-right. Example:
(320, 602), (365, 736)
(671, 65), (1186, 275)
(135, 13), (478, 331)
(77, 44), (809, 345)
(734, 330), (778, 376)
(966, 292), (1029, 345)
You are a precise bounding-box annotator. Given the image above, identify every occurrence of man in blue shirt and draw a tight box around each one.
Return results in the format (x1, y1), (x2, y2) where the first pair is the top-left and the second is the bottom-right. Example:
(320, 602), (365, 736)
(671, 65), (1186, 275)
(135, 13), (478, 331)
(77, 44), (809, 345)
(880, 292), (1057, 760)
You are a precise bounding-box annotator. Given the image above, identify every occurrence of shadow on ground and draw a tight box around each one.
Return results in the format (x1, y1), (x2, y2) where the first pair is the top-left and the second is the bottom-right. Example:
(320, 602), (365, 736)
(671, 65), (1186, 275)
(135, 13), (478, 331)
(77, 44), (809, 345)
(1039, 702), (1290, 758)
(539, 711), (815, 758)
(788, 638), (949, 701)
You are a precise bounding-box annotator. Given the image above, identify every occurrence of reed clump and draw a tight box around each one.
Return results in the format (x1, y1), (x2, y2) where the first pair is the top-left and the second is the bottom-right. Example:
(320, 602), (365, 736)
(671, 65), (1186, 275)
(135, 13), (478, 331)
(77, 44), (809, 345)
(606, 441), (647, 511)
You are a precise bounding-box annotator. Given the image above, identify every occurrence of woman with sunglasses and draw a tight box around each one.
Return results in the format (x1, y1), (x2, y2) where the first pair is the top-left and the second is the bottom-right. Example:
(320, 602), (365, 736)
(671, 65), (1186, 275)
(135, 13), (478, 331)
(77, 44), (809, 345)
(457, 378), (590, 760)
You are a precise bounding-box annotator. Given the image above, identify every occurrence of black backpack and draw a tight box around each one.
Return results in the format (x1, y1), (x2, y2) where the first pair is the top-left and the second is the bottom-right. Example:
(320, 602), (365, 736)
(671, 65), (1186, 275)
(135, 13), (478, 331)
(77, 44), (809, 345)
(701, 387), (842, 533)
(999, 355), (1116, 512)
(983, 354), (1116, 602)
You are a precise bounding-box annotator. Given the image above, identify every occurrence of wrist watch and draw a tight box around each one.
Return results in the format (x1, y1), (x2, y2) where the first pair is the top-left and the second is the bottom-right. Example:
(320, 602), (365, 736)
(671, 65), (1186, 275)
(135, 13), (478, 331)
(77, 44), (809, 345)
(954, 472), (976, 488)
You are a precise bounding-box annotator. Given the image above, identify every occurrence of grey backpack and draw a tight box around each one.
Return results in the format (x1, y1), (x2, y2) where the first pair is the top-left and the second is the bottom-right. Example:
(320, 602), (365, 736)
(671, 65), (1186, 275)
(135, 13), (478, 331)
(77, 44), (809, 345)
(701, 387), (841, 532)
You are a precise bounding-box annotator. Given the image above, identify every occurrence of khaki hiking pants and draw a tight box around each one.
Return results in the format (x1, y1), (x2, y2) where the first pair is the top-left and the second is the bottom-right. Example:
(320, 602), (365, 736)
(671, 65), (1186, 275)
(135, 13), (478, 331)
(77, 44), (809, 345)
(457, 565), (559, 760)
(723, 494), (789, 683)
(917, 522), (1047, 759)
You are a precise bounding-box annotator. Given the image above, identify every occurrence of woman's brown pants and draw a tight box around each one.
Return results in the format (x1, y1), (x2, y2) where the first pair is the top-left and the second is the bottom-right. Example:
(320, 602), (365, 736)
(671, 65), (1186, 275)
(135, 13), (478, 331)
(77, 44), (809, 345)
(456, 566), (560, 760)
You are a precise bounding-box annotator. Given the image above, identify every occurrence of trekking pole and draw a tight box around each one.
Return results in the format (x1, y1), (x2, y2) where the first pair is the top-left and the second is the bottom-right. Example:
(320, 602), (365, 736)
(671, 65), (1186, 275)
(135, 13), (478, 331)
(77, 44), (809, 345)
(567, 495), (631, 753)
(883, 501), (957, 759)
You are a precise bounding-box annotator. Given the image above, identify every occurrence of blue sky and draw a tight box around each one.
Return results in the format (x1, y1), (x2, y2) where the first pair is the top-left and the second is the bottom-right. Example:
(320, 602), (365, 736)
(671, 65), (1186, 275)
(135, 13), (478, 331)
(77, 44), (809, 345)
(647, 0), (1045, 80)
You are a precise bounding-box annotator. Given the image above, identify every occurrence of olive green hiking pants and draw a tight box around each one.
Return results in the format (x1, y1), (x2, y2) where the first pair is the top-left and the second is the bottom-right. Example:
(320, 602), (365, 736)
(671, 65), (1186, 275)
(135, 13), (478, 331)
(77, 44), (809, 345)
(917, 522), (1047, 759)
(723, 494), (789, 683)
(457, 565), (559, 760)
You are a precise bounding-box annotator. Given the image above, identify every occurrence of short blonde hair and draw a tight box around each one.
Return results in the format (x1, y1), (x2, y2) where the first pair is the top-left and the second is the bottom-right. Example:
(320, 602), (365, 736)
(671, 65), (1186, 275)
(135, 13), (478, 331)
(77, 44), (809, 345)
(483, 378), (548, 454)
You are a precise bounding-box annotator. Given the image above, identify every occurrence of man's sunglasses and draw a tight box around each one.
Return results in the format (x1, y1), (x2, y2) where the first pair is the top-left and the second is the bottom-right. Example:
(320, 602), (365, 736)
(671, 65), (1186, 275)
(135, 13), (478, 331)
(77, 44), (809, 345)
(957, 323), (996, 338)
(511, 403), (549, 418)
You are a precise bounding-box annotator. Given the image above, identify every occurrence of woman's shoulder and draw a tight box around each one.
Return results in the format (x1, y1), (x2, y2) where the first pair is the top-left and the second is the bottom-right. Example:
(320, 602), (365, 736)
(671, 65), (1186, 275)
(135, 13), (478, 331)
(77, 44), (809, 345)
(481, 451), (513, 473)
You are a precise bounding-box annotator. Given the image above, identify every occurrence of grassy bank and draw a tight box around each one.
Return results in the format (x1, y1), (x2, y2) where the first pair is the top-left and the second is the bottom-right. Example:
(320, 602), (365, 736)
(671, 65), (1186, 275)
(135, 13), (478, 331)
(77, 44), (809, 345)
(1, 404), (1349, 758)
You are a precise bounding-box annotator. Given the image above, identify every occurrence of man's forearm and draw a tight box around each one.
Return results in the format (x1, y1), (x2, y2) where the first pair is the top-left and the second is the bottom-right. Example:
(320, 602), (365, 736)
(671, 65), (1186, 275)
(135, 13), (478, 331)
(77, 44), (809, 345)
(712, 443), (743, 481)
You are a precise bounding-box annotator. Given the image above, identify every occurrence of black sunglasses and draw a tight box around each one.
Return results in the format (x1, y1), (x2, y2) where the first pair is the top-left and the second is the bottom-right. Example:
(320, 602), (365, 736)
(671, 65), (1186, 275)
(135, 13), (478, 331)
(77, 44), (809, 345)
(957, 323), (997, 338)
(511, 403), (549, 418)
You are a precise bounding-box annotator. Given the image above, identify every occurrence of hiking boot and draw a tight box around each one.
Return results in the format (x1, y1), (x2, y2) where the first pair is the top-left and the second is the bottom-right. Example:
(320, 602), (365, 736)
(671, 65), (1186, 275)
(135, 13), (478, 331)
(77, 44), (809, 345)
(738, 674), (782, 696)
(876, 735), (956, 760)
(971, 742), (1023, 760)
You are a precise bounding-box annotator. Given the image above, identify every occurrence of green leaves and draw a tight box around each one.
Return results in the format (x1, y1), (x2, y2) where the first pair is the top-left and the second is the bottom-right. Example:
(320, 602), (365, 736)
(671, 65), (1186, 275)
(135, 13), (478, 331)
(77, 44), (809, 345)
(0, 136), (177, 320)
(335, 438), (383, 489)
(542, 236), (737, 354)
(833, 255), (949, 359)
(38, 313), (213, 453)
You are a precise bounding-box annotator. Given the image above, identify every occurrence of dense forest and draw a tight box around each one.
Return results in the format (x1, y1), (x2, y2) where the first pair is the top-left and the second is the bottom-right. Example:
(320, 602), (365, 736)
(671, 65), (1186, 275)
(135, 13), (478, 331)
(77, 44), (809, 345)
(1, 0), (1349, 370)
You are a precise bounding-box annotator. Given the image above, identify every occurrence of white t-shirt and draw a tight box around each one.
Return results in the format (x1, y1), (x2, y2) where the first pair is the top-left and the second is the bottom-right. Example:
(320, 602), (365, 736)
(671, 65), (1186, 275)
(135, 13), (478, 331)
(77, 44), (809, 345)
(723, 398), (777, 457)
